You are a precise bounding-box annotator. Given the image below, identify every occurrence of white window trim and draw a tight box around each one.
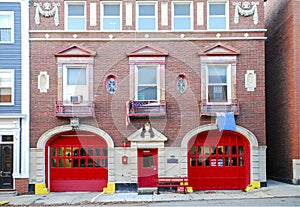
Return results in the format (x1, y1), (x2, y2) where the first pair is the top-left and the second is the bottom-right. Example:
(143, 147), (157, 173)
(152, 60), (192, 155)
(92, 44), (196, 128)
(62, 64), (89, 104)
(0, 69), (14, 106)
(64, 1), (86, 31)
(205, 64), (232, 104)
(100, 1), (122, 31)
(134, 64), (160, 101)
(172, 1), (193, 31)
(136, 1), (158, 31)
(207, 0), (229, 31)
(0, 11), (14, 44)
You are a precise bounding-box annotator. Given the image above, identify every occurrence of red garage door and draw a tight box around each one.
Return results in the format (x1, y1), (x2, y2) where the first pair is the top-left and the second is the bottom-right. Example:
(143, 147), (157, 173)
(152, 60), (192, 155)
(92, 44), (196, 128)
(188, 130), (250, 190)
(46, 131), (108, 192)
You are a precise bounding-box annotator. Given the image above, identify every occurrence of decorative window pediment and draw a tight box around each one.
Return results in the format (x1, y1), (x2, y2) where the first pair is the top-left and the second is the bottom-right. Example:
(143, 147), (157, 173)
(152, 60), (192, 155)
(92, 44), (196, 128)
(55, 45), (96, 118)
(199, 43), (240, 116)
(127, 44), (168, 57)
(126, 45), (168, 123)
(55, 44), (96, 58)
(199, 43), (240, 56)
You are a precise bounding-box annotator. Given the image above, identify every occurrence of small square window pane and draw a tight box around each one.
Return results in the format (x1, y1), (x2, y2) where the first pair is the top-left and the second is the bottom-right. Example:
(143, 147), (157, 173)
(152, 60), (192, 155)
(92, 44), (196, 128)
(138, 86), (157, 100)
(68, 5), (85, 16)
(208, 67), (227, 83)
(174, 17), (190, 30)
(67, 68), (86, 85)
(190, 146), (196, 156)
(208, 85), (227, 101)
(143, 155), (153, 168)
(174, 4), (190, 15)
(102, 148), (108, 156)
(104, 5), (120, 16)
(138, 68), (157, 84)
(209, 4), (225, 15)
(68, 18), (85, 30)
(138, 18), (155, 30)
(209, 17), (226, 30)
(0, 88), (12, 103)
(0, 29), (11, 42)
(139, 5), (155, 16)
(103, 18), (120, 30)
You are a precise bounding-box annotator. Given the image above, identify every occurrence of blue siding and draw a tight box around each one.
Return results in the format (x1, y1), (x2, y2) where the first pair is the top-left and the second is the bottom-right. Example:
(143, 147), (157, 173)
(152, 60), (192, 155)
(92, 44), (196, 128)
(0, 2), (22, 114)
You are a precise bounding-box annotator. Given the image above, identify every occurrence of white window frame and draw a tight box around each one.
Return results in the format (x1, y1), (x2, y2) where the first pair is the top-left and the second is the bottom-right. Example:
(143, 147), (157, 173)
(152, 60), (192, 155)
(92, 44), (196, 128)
(136, 2), (157, 31)
(62, 65), (89, 104)
(134, 64), (160, 101)
(65, 1), (86, 31)
(0, 11), (14, 44)
(0, 70), (14, 105)
(206, 64), (232, 104)
(207, 0), (228, 30)
(101, 2), (122, 31)
(172, 1), (193, 31)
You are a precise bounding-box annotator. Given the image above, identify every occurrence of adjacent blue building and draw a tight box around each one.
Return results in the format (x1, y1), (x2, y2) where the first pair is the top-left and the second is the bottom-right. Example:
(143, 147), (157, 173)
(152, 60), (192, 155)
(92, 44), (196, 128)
(0, 0), (29, 194)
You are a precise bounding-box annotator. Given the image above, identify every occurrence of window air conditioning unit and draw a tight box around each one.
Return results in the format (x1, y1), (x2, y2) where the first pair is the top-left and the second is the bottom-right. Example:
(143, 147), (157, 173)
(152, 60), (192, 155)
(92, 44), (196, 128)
(70, 95), (83, 103)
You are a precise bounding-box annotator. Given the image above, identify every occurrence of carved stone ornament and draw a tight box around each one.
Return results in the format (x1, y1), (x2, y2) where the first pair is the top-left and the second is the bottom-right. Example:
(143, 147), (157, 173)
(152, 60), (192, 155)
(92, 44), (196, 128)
(245, 70), (256, 91)
(34, 2), (60, 26)
(127, 122), (168, 148)
(233, 1), (259, 25)
(38, 71), (49, 93)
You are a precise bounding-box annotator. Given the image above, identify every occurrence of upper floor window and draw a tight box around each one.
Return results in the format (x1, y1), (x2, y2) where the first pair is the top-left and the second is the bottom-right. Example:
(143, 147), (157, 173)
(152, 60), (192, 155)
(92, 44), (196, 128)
(137, 3), (157, 31)
(199, 43), (239, 116)
(173, 2), (192, 30)
(0, 70), (14, 105)
(101, 3), (121, 31)
(64, 66), (88, 103)
(126, 45), (168, 118)
(66, 2), (86, 31)
(55, 44), (96, 117)
(136, 65), (159, 101)
(0, 12), (14, 43)
(208, 1), (228, 30)
(207, 65), (230, 102)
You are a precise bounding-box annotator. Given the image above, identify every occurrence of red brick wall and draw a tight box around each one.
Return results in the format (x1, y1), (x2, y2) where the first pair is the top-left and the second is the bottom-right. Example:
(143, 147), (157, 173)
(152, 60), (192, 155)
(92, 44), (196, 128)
(30, 38), (266, 147)
(15, 178), (29, 195)
(29, 0), (266, 159)
(265, 0), (300, 182)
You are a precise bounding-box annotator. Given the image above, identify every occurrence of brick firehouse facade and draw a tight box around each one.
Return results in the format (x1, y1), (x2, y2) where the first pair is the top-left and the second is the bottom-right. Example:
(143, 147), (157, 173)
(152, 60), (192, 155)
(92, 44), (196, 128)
(29, 0), (267, 193)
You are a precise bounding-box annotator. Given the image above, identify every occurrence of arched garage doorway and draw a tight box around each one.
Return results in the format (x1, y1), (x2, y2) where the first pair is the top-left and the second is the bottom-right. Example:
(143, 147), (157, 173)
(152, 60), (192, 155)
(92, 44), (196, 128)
(188, 130), (250, 190)
(45, 130), (108, 192)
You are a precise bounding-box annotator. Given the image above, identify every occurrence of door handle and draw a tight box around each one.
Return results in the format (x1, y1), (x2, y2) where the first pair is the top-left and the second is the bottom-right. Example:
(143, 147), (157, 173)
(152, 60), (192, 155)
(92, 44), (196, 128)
(0, 171), (3, 177)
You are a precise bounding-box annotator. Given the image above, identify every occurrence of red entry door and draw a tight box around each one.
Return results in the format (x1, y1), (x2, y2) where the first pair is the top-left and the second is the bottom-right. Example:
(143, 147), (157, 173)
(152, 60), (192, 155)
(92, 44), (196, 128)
(138, 149), (158, 188)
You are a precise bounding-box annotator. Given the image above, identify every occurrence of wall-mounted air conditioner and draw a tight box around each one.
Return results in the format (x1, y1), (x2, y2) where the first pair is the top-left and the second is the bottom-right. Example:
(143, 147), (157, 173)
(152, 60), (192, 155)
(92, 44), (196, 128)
(70, 95), (83, 103)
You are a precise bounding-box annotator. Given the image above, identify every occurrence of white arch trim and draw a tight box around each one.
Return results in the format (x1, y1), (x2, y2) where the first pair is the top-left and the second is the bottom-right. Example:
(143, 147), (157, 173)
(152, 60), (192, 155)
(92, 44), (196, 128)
(37, 124), (114, 149)
(181, 124), (259, 148)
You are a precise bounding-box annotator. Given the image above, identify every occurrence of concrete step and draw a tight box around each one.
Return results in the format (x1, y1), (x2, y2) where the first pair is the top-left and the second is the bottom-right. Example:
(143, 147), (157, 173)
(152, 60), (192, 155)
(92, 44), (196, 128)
(137, 187), (157, 195)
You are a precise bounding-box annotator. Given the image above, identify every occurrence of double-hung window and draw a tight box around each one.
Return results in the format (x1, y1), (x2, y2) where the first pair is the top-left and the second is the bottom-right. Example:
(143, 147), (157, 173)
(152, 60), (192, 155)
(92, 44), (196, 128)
(66, 2), (86, 30)
(137, 3), (157, 30)
(199, 43), (239, 115)
(207, 65), (230, 102)
(0, 70), (14, 105)
(136, 65), (159, 101)
(101, 3), (121, 31)
(173, 2), (192, 30)
(0, 12), (14, 43)
(63, 66), (88, 104)
(208, 1), (228, 30)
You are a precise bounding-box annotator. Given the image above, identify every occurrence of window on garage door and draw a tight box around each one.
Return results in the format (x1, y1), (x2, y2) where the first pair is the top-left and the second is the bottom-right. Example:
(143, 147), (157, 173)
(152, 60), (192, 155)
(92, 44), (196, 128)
(50, 146), (108, 169)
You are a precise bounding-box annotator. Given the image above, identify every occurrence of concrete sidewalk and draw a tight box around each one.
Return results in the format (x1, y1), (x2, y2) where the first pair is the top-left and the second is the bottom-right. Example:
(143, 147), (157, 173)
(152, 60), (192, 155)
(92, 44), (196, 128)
(0, 180), (299, 206)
